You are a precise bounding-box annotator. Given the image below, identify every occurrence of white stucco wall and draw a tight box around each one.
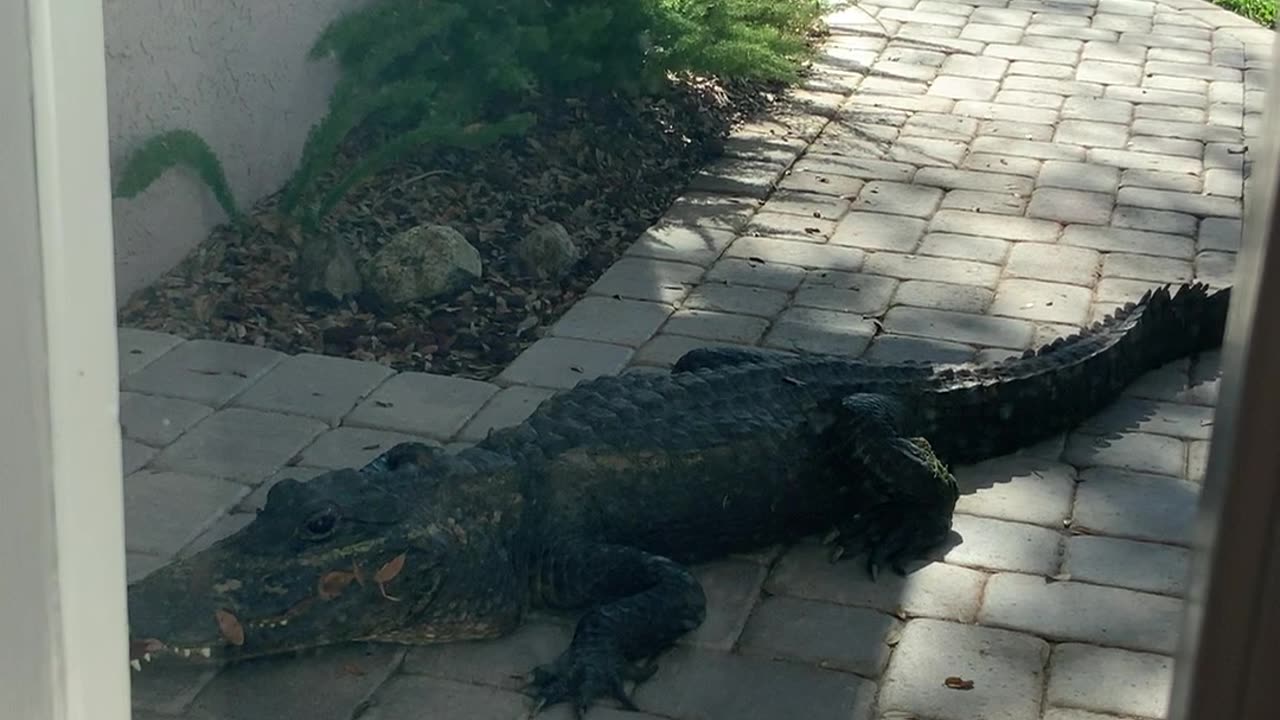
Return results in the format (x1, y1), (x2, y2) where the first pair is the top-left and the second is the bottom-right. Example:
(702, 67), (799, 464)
(103, 0), (369, 305)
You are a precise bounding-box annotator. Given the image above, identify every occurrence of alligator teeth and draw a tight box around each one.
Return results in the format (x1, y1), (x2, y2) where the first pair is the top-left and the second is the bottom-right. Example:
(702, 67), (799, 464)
(199, 648), (212, 658)
(130, 659), (142, 672)
(143, 653), (152, 663)
(181, 648), (191, 658)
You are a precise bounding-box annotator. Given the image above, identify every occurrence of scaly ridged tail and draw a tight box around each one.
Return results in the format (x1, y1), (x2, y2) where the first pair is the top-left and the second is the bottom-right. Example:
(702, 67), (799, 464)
(928, 282), (1232, 464)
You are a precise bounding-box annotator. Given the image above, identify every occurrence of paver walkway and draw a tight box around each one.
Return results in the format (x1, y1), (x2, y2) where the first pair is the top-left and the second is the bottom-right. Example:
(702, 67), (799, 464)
(123, 1), (1271, 718)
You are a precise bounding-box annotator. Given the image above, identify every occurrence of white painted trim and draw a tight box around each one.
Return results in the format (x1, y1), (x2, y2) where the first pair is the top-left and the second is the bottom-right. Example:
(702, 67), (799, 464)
(0, 0), (130, 718)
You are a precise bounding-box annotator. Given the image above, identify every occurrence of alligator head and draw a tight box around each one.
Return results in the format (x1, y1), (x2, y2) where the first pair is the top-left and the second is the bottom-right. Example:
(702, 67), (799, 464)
(126, 451), (528, 670)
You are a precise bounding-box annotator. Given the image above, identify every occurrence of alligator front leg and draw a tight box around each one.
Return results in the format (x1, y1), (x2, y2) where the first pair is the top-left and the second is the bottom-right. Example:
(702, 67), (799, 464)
(526, 539), (707, 718)
(826, 393), (960, 579)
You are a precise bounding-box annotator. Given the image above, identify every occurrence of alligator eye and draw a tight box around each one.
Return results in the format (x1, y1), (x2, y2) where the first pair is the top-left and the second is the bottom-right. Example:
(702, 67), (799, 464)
(300, 506), (340, 540)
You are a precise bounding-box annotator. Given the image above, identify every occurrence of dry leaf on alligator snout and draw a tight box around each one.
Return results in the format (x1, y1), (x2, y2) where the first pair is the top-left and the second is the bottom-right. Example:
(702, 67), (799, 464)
(318, 571), (359, 600)
(214, 609), (245, 646)
(375, 553), (407, 584)
(374, 553), (406, 602)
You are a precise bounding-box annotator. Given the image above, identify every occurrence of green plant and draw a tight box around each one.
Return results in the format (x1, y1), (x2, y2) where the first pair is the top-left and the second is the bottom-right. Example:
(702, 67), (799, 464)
(282, 0), (825, 222)
(112, 129), (242, 222)
(1211, 0), (1274, 26)
(115, 0), (825, 230)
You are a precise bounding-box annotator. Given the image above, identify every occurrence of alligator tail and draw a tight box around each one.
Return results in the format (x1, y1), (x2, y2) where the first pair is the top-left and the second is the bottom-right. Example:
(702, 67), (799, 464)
(928, 282), (1231, 464)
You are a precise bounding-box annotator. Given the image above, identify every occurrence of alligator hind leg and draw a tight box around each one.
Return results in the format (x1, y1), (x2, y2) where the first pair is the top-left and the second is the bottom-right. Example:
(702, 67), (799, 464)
(524, 539), (706, 718)
(826, 393), (960, 579)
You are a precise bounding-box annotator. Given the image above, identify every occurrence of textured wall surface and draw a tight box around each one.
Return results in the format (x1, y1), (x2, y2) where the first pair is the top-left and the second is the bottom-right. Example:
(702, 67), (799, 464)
(104, 0), (369, 304)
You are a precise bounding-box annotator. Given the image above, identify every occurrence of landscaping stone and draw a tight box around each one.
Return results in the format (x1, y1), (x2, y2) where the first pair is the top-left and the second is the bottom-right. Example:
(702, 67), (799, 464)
(366, 224), (482, 305)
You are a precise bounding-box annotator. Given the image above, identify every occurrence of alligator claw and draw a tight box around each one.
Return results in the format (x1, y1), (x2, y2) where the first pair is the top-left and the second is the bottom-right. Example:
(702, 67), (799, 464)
(522, 644), (655, 718)
(827, 504), (947, 580)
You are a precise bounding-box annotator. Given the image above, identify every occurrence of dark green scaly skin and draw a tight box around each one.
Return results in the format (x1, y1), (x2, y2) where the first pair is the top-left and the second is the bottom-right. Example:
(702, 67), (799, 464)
(126, 282), (1231, 717)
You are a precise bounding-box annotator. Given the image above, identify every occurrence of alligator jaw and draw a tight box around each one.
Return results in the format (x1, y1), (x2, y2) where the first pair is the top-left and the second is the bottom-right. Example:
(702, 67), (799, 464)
(128, 637), (217, 672)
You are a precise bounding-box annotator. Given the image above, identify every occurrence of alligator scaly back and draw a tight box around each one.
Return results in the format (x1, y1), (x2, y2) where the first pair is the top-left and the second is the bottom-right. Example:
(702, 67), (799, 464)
(919, 282), (1231, 464)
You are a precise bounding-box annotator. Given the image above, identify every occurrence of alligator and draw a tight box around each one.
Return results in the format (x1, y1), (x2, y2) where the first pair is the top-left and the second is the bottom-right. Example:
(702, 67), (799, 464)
(126, 282), (1230, 717)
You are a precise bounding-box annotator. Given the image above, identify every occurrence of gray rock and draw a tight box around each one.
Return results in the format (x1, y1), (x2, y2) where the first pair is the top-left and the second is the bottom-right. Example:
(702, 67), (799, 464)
(365, 224), (481, 305)
(516, 222), (579, 279)
(296, 233), (362, 304)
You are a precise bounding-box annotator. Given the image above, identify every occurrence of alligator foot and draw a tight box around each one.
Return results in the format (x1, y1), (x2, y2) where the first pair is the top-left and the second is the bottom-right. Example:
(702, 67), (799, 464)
(824, 501), (953, 580)
(523, 646), (658, 718)
(830, 394), (962, 579)
(526, 541), (707, 718)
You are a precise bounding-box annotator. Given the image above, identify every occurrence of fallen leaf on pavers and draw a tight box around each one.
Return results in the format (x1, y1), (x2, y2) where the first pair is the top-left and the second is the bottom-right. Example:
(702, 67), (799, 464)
(944, 676), (975, 690)
(215, 609), (245, 646)
(341, 663), (368, 677)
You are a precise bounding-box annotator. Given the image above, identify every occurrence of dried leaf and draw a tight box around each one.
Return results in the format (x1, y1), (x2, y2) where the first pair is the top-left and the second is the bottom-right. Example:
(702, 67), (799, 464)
(374, 553), (407, 584)
(342, 663), (368, 677)
(214, 609), (245, 646)
(944, 676), (974, 690)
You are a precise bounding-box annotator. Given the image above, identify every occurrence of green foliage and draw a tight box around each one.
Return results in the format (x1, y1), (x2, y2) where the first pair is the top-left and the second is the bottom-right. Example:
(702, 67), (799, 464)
(112, 129), (241, 222)
(114, 1), (825, 228)
(1211, 0), (1274, 26)
(283, 0), (825, 221)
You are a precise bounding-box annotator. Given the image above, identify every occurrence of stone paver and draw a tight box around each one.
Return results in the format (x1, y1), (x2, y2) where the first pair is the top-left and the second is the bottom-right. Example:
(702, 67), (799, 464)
(231, 353), (395, 425)
(880, 619), (1049, 720)
(121, 338), (285, 406)
(149, 408), (327, 483)
(1047, 644), (1174, 718)
(121, 1), (1266, 718)
(980, 573), (1184, 653)
(346, 371), (499, 438)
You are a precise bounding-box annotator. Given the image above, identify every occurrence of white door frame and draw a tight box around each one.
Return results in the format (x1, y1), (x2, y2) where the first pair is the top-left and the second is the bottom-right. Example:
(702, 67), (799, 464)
(0, 1), (131, 719)
(1169, 27), (1280, 720)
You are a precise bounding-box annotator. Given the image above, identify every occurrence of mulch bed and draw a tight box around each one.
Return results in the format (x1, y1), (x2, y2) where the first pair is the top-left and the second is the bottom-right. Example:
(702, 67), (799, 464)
(117, 64), (817, 380)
